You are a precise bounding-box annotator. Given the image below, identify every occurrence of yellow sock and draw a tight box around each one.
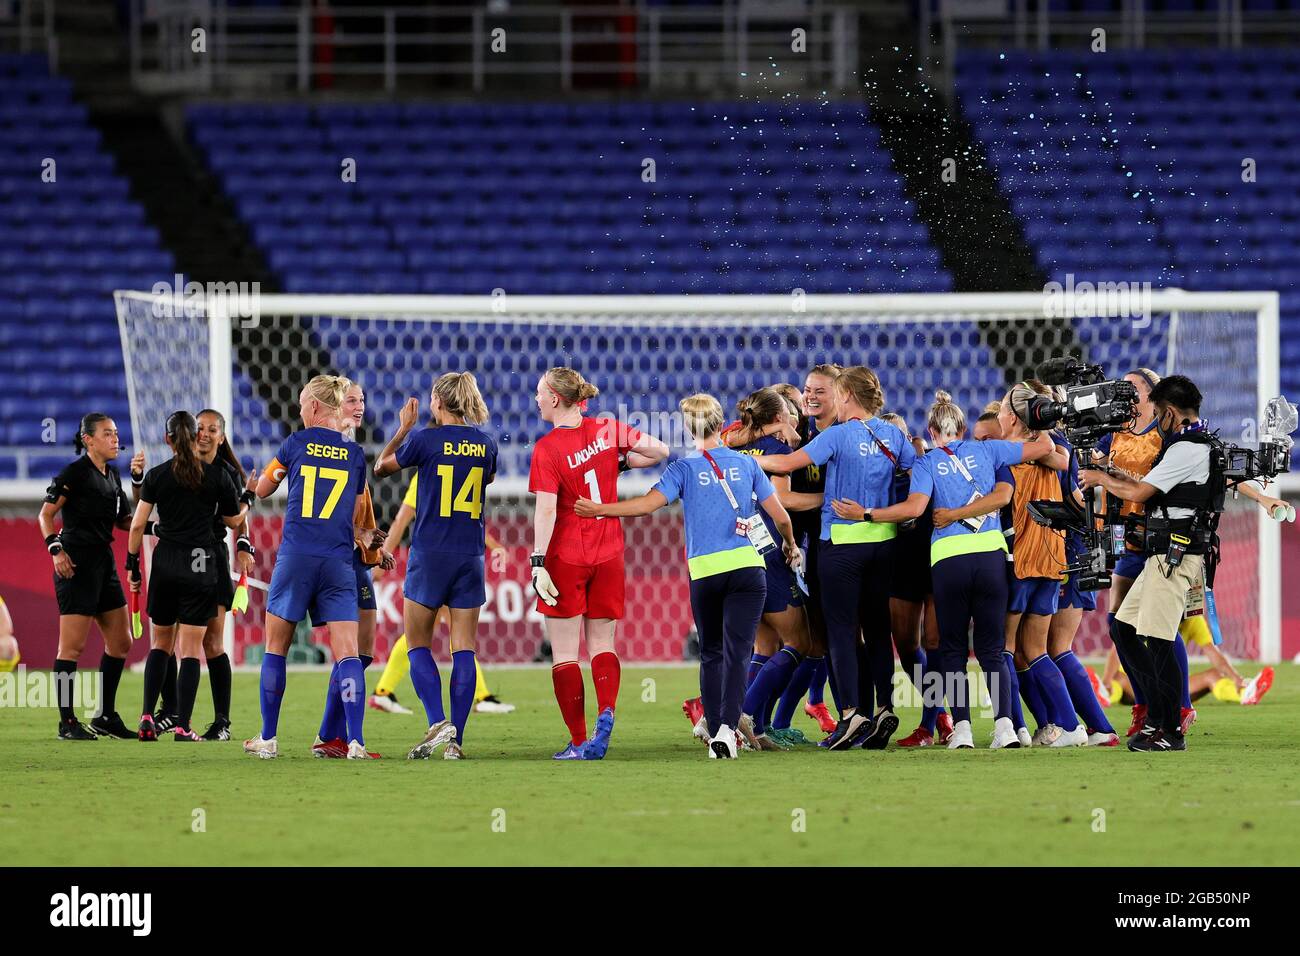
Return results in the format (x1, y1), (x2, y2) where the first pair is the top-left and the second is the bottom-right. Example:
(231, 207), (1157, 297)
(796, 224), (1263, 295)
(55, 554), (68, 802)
(1211, 677), (1241, 704)
(474, 658), (491, 703)
(375, 635), (410, 697)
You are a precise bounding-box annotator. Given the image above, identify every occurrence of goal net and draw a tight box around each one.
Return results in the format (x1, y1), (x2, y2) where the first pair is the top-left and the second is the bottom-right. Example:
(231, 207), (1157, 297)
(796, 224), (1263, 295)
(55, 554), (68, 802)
(114, 290), (1282, 665)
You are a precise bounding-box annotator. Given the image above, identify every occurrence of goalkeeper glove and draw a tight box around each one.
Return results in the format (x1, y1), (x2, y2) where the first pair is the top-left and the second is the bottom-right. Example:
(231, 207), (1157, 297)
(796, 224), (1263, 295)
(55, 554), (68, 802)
(530, 553), (559, 607)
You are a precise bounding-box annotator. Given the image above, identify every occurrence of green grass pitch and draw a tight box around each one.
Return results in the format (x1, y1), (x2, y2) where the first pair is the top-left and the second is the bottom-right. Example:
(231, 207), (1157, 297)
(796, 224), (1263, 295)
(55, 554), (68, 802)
(2, 664), (1296, 866)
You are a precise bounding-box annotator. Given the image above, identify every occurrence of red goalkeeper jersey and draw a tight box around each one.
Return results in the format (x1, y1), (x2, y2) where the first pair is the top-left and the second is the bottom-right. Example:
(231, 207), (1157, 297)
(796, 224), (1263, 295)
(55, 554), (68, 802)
(529, 417), (644, 566)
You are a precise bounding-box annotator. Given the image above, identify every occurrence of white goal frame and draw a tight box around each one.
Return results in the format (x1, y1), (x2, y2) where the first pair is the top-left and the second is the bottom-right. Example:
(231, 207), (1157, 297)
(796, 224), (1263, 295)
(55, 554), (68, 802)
(114, 289), (1284, 662)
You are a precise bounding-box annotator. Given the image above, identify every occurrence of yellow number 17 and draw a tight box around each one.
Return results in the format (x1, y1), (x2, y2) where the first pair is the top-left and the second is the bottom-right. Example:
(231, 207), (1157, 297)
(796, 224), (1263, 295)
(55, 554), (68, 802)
(300, 465), (349, 520)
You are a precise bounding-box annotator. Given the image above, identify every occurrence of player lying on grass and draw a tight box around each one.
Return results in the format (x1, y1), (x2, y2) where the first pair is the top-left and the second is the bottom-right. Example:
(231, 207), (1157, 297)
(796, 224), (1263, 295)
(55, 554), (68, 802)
(374, 372), (497, 760)
(369, 470), (514, 716)
(579, 393), (799, 758)
(529, 366), (669, 760)
(244, 374), (382, 760)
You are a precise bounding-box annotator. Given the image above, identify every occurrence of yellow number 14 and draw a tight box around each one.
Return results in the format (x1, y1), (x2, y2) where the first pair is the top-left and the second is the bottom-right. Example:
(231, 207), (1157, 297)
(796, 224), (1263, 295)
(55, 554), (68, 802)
(300, 465), (349, 520)
(436, 465), (484, 520)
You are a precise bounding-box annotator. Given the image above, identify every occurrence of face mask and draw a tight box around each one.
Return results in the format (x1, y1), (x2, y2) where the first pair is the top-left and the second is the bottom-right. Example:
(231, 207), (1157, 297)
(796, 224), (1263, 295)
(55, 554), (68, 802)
(1155, 409), (1172, 440)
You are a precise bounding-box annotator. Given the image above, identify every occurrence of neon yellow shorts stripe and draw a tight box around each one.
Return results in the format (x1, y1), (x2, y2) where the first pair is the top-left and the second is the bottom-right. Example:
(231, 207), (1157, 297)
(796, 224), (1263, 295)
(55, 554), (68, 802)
(930, 530), (1008, 566)
(687, 545), (765, 580)
(828, 522), (897, 545)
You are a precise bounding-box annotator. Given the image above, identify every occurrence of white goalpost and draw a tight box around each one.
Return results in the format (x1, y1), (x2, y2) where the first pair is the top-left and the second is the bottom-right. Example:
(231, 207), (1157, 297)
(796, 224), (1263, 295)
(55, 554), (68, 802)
(114, 289), (1284, 665)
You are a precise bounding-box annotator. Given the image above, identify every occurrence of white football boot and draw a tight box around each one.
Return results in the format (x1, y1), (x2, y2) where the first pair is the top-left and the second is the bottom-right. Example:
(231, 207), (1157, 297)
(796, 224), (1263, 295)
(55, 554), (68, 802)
(946, 719), (974, 749)
(407, 719), (456, 759)
(989, 717), (1021, 749)
(1051, 724), (1088, 747)
(368, 693), (413, 715)
(1017, 726), (1034, 748)
(709, 724), (738, 759)
(243, 735), (277, 759)
(1086, 730), (1120, 747)
(1032, 723), (1062, 747)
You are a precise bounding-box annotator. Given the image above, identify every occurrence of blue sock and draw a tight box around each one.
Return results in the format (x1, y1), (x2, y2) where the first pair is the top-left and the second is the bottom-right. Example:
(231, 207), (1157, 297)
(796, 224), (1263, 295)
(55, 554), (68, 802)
(920, 648), (943, 733)
(1027, 654), (1079, 732)
(1000, 651), (1025, 729)
(259, 652), (286, 740)
(807, 656), (827, 706)
(743, 647), (801, 734)
(1109, 613), (1145, 705)
(746, 653), (770, 690)
(318, 662), (343, 741)
(1053, 650), (1114, 734)
(450, 650), (476, 744)
(337, 656), (366, 746)
(1018, 663), (1049, 729)
(407, 646), (446, 725)
(1173, 635), (1191, 709)
(772, 655), (819, 729)
(326, 654), (372, 742)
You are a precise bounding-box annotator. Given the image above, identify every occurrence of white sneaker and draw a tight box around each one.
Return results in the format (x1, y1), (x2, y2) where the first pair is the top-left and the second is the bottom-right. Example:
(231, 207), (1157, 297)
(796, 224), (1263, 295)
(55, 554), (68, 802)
(990, 717), (1021, 749)
(243, 735), (277, 759)
(474, 697), (516, 714)
(692, 715), (711, 744)
(1086, 731), (1119, 747)
(1032, 724), (1062, 747)
(1051, 724), (1088, 747)
(346, 740), (378, 759)
(947, 719), (974, 749)
(407, 719), (456, 759)
(710, 724), (738, 759)
(368, 693), (413, 715)
(1017, 726), (1033, 748)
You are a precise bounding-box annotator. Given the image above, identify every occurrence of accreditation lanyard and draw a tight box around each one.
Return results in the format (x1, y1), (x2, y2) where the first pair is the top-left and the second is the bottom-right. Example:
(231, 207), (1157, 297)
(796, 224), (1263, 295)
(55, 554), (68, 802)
(940, 445), (988, 534)
(701, 448), (776, 555)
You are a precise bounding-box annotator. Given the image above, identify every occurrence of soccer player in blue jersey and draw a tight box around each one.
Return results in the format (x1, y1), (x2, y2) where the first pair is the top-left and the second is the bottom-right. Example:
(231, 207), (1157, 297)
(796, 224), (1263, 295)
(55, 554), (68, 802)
(755, 366), (915, 751)
(725, 387), (819, 750)
(870, 390), (1053, 749)
(374, 372), (497, 761)
(310, 382), (396, 758)
(243, 374), (380, 760)
(577, 393), (800, 758)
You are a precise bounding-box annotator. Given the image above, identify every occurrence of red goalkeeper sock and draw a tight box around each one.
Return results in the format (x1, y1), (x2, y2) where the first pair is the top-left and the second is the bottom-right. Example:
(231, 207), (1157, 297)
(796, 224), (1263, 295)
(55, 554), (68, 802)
(591, 651), (621, 713)
(552, 662), (588, 745)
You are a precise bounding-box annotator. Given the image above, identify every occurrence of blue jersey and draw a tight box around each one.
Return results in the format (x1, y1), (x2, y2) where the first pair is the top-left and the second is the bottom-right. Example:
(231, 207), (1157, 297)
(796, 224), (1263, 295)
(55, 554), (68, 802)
(271, 427), (368, 561)
(731, 434), (791, 542)
(654, 446), (776, 580)
(908, 438), (1026, 546)
(396, 424), (498, 556)
(801, 417), (915, 542)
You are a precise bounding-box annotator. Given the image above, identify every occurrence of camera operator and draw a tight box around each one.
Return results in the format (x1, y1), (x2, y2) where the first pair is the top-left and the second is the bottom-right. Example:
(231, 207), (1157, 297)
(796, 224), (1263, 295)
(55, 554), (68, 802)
(1079, 375), (1215, 752)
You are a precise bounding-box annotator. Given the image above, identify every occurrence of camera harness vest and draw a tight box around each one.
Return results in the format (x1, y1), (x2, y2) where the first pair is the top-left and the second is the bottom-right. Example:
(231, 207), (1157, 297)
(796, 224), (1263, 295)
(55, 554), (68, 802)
(1142, 424), (1226, 585)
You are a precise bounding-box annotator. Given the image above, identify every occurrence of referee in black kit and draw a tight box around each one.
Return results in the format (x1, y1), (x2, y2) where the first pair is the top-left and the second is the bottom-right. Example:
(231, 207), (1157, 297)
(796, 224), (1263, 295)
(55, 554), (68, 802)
(127, 411), (256, 742)
(37, 413), (145, 740)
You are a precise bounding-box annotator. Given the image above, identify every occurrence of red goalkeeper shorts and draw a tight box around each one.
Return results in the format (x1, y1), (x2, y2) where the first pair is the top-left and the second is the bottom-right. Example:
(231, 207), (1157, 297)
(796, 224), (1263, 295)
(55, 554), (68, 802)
(538, 553), (626, 620)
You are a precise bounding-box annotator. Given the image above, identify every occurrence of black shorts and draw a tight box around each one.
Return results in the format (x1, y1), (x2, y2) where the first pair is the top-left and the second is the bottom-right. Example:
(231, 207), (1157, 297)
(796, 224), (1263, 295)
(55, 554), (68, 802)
(54, 546), (126, 617)
(213, 540), (235, 609)
(889, 528), (933, 603)
(147, 541), (222, 628)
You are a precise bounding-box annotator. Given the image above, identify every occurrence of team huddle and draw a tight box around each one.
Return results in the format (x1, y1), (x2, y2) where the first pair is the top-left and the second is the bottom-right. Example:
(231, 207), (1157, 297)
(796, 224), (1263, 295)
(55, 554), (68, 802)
(39, 361), (1281, 759)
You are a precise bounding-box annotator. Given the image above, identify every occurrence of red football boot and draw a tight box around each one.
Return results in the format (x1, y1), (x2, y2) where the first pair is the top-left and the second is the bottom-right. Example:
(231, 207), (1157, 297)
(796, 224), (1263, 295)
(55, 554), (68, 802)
(312, 737), (348, 759)
(682, 696), (704, 729)
(896, 726), (934, 748)
(1125, 704), (1148, 737)
(1179, 707), (1197, 736)
(935, 712), (955, 745)
(804, 701), (837, 734)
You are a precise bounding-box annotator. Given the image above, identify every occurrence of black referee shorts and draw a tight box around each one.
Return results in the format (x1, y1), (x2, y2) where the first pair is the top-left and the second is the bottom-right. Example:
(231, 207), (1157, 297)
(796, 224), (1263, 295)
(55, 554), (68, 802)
(147, 541), (221, 628)
(213, 540), (235, 609)
(54, 546), (127, 617)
